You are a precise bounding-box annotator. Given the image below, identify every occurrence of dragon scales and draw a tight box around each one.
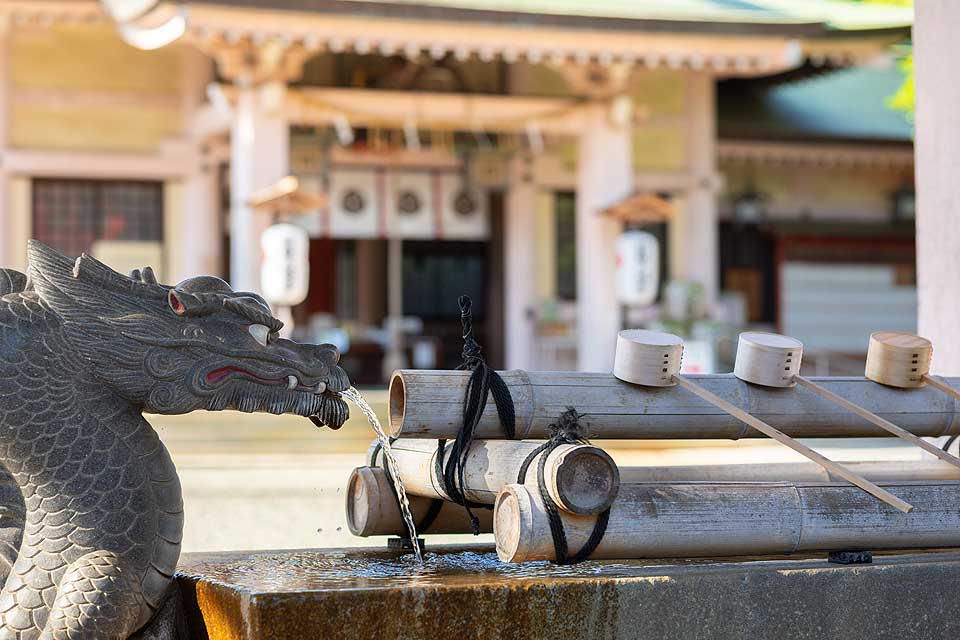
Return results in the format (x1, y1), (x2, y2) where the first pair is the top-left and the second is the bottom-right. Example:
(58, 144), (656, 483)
(0, 241), (351, 639)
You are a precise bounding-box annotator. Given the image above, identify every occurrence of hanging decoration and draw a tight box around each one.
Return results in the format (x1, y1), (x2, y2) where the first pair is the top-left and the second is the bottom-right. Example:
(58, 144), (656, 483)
(524, 120), (545, 154)
(403, 120), (422, 151)
(333, 114), (355, 147)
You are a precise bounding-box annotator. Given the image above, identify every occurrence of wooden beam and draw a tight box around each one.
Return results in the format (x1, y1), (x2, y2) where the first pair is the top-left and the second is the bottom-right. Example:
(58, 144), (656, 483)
(718, 139), (914, 169)
(3, 146), (195, 179)
(284, 87), (588, 135)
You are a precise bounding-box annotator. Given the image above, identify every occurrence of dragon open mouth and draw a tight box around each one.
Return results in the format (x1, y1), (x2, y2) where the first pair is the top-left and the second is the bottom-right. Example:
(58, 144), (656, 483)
(203, 365), (349, 429)
(205, 366), (328, 392)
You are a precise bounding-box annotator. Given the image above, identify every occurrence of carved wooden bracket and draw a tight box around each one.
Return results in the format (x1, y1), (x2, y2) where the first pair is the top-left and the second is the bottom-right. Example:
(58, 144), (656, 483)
(206, 37), (315, 86)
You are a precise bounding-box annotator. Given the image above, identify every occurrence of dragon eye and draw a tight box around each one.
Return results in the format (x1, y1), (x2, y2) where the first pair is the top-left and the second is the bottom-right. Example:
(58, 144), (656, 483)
(248, 324), (271, 347)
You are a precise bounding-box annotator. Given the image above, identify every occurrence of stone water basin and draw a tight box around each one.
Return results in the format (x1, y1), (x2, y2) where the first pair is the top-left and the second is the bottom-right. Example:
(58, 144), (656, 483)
(177, 544), (960, 639)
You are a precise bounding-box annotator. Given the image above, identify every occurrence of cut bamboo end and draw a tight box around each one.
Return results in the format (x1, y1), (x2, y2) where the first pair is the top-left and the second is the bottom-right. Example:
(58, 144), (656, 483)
(613, 329), (683, 387)
(347, 466), (380, 536)
(388, 372), (407, 437)
(345, 466), (493, 537)
(733, 332), (803, 388)
(866, 331), (933, 388)
(494, 484), (539, 563)
(546, 444), (620, 515)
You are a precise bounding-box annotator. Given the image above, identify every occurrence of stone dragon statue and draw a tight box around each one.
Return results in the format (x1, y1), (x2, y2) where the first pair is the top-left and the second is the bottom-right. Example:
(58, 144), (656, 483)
(0, 241), (351, 639)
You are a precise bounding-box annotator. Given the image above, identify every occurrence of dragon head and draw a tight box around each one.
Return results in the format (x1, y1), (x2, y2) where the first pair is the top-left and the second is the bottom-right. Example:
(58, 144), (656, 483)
(26, 240), (351, 429)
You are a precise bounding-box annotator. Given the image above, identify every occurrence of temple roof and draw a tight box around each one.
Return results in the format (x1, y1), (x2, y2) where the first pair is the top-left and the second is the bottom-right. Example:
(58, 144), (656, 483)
(194, 0), (912, 35)
(5, 1), (911, 76)
(719, 62), (913, 143)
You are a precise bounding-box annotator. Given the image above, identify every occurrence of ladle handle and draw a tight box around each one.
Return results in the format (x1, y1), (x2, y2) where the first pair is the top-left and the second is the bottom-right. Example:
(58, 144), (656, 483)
(673, 375), (913, 513)
(795, 375), (960, 471)
(922, 375), (960, 402)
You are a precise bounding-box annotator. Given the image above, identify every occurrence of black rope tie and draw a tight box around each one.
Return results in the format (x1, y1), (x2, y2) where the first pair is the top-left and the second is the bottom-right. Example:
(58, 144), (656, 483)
(437, 295), (516, 534)
(943, 434), (958, 453)
(371, 295), (513, 537)
(517, 408), (610, 565)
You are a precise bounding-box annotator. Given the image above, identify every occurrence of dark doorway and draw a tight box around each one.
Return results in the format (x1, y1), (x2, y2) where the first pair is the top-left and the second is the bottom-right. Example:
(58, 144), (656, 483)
(402, 240), (490, 370)
(719, 222), (777, 323)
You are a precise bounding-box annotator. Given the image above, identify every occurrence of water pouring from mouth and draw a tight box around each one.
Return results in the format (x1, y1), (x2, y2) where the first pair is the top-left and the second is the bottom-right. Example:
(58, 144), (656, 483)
(342, 386), (424, 564)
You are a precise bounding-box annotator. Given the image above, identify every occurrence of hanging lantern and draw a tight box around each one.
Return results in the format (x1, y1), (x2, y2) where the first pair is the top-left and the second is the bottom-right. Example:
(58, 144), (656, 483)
(100, 0), (186, 50)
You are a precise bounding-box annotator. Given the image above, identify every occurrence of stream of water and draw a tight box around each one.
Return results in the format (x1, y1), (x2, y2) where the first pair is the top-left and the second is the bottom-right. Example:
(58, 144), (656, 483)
(342, 387), (424, 564)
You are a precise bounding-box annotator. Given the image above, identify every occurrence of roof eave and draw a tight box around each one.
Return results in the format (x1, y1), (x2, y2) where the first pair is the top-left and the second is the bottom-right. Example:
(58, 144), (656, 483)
(192, 0), (836, 36)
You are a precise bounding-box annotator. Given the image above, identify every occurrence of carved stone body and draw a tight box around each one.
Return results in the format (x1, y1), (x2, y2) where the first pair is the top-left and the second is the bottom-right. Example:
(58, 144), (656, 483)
(0, 242), (350, 638)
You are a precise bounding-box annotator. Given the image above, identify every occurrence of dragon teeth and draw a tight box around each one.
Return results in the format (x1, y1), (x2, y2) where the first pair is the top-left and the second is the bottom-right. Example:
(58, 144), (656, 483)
(287, 375), (298, 390)
(314, 381), (326, 394)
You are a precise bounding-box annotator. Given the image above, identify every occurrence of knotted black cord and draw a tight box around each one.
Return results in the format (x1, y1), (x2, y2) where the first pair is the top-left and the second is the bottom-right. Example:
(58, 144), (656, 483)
(517, 408), (610, 565)
(439, 295), (516, 534)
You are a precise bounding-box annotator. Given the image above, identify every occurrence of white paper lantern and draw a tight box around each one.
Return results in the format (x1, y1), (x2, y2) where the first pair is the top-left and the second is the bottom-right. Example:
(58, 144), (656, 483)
(260, 223), (310, 306)
(615, 230), (660, 306)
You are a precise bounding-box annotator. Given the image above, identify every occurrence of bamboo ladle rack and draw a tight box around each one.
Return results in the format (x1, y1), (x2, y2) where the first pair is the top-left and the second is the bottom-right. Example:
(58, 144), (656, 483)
(614, 330), (913, 513)
(733, 332), (960, 474)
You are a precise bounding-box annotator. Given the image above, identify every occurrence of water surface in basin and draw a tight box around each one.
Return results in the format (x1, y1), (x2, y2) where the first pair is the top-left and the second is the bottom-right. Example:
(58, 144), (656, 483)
(178, 546), (774, 592)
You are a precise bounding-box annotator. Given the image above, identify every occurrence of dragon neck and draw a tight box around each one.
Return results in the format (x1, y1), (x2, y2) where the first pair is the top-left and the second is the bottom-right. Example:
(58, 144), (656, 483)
(0, 300), (157, 485)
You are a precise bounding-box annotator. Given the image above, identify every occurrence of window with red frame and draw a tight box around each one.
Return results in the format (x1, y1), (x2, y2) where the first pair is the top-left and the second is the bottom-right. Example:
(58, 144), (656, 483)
(32, 178), (163, 257)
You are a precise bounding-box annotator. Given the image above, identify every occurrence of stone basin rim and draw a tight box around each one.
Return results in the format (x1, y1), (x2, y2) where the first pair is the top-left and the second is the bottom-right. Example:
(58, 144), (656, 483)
(176, 544), (960, 594)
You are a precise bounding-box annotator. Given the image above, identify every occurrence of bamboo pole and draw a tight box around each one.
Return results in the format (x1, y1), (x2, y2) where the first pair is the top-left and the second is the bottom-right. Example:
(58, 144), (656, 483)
(619, 459), (960, 483)
(794, 375), (960, 469)
(672, 375), (912, 512)
(346, 467), (493, 537)
(495, 481), (960, 563)
(367, 438), (620, 515)
(388, 370), (960, 440)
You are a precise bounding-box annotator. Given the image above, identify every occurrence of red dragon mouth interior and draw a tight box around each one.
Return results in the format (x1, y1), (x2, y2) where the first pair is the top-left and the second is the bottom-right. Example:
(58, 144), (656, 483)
(205, 366), (281, 385)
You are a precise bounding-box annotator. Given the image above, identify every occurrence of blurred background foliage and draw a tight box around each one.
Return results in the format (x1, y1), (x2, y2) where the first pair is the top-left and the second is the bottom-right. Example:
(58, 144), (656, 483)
(857, 0), (913, 118)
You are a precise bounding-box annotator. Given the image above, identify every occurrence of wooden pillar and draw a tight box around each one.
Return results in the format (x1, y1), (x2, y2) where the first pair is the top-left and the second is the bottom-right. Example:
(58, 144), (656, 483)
(382, 236), (407, 379)
(0, 169), (9, 268)
(229, 81), (289, 292)
(576, 101), (632, 372)
(171, 46), (220, 282)
(504, 154), (538, 370)
(5, 177), (29, 272)
(172, 160), (220, 282)
(915, 2), (960, 374)
(670, 72), (719, 306)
